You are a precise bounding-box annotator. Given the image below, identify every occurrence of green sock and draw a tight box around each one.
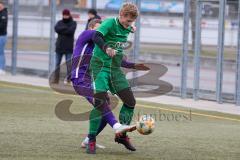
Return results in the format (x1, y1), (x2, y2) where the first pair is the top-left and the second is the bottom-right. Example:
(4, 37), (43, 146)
(119, 104), (134, 125)
(89, 108), (102, 136)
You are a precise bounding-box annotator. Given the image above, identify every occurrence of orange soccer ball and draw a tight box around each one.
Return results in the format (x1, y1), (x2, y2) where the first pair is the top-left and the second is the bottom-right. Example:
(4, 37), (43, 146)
(136, 115), (155, 135)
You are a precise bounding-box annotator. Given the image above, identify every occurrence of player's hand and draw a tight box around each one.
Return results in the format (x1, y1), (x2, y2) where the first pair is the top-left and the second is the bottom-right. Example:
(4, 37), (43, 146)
(134, 63), (150, 71)
(131, 25), (137, 33)
(106, 47), (116, 58)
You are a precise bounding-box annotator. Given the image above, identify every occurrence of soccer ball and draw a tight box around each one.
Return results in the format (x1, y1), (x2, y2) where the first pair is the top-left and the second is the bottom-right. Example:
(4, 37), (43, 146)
(136, 115), (155, 135)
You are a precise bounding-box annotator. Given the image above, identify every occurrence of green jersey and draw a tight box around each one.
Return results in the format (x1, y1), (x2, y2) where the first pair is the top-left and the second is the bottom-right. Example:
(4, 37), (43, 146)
(90, 17), (132, 71)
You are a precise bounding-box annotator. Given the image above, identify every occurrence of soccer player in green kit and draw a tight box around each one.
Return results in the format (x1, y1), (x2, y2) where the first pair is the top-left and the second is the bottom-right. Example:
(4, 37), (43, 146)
(87, 3), (143, 154)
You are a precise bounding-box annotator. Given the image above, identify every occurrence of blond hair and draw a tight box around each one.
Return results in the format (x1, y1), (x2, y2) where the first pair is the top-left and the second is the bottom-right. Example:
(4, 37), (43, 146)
(120, 3), (139, 19)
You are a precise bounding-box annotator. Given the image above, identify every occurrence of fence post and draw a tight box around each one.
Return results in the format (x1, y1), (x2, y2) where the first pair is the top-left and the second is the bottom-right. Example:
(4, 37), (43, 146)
(49, 0), (56, 75)
(235, 0), (240, 105)
(131, 0), (141, 86)
(11, 0), (19, 75)
(181, 0), (190, 98)
(193, 0), (202, 100)
(216, 0), (226, 104)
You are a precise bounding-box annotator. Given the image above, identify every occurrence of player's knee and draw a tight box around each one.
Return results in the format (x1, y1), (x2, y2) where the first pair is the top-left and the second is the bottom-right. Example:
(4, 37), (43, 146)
(131, 98), (136, 107)
(125, 98), (136, 108)
(94, 92), (108, 110)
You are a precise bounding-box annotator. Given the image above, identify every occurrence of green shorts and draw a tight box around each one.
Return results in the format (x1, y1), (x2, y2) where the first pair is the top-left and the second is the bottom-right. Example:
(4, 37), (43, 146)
(92, 69), (129, 94)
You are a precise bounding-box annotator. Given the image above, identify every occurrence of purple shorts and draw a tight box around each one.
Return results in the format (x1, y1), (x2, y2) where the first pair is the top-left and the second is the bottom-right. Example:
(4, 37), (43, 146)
(72, 73), (94, 105)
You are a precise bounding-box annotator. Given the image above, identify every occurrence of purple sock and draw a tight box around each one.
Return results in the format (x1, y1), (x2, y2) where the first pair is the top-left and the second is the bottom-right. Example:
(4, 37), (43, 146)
(85, 96), (117, 128)
(101, 103), (117, 128)
(89, 104), (117, 137)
